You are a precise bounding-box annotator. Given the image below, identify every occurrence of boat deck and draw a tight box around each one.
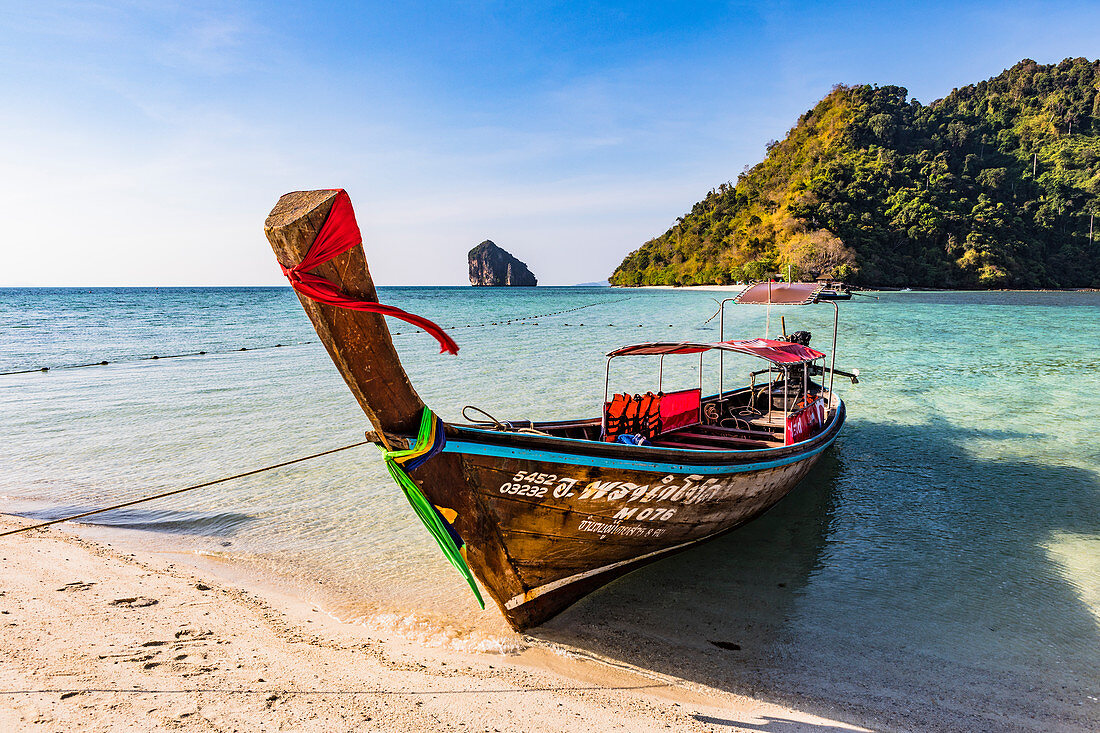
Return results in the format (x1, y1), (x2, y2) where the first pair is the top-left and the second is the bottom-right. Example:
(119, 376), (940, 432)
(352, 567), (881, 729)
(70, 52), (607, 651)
(459, 386), (828, 452)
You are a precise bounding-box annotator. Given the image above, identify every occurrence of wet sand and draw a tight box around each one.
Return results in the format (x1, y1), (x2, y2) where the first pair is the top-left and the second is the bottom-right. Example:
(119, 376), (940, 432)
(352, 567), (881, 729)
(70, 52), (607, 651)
(0, 516), (869, 732)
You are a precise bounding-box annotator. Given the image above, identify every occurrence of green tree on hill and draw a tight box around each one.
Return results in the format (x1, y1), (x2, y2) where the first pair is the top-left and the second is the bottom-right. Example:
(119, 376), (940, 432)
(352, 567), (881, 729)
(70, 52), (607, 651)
(610, 58), (1100, 289)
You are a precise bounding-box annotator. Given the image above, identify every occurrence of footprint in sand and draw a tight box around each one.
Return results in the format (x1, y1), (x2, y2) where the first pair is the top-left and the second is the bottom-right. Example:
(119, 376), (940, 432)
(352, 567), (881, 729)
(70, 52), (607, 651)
(109, 597), (158, 608)
(57, 582), (95, 592)
(174, 627), (213, 640)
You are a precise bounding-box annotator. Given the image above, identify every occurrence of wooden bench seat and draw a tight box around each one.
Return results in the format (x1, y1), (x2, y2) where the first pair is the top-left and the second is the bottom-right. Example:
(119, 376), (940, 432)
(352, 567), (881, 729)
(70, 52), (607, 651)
(651, 432), (775, 450)
(686, 424), (779, 440)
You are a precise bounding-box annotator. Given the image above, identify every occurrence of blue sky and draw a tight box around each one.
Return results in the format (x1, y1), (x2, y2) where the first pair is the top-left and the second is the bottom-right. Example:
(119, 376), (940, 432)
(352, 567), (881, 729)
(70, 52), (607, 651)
(2, 1), (1098, 285)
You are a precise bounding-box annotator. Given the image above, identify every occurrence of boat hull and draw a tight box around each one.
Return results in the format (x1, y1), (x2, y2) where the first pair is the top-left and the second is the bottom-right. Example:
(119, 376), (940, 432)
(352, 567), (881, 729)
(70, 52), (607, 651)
(411, 400), (846, 629)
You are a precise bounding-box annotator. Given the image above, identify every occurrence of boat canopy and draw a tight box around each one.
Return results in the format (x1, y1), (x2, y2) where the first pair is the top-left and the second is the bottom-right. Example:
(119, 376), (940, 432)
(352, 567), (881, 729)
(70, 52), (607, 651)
(606, 339), (825, 364)
(734, 281), (823, 305)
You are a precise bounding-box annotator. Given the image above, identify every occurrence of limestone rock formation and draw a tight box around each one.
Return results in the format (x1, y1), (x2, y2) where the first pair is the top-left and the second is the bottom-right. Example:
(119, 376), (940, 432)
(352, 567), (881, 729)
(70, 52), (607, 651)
(468, 240), (537, 286)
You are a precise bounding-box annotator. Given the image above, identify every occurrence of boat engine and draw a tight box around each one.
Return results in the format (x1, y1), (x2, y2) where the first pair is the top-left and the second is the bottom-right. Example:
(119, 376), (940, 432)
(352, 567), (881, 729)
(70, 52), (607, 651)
(783, 330), (811, 346)
(777, 331), (813, 407)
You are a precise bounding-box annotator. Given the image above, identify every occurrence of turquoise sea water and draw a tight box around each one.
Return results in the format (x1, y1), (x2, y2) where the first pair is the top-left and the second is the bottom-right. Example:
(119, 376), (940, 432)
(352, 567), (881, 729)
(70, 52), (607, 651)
(1, 286), (1098, 729)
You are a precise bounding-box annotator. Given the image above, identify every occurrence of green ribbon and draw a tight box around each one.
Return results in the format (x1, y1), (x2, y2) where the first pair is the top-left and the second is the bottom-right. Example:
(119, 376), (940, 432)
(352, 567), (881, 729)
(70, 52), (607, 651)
(382, 408), (485, 608)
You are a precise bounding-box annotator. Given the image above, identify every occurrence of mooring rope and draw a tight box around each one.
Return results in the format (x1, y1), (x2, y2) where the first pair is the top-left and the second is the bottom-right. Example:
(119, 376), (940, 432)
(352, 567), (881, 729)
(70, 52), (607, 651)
(0, 297), (632, 376)
(0, 440), (371, 538)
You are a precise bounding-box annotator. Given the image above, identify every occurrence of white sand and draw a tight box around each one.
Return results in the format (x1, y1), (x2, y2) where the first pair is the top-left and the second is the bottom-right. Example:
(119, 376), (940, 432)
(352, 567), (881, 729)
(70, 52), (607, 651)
(0, 516), (871, 732)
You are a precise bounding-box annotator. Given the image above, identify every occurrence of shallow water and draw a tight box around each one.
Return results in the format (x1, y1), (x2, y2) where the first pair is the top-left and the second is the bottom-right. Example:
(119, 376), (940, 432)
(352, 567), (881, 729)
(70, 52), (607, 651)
(2, 286), (1098, 726)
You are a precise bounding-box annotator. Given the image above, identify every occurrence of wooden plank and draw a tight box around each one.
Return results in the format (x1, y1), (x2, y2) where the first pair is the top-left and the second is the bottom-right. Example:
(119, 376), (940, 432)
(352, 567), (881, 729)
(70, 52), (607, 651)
(666, 431), (775, 448)
(648, 439), (724, 450)
(686, 424), (778, 440)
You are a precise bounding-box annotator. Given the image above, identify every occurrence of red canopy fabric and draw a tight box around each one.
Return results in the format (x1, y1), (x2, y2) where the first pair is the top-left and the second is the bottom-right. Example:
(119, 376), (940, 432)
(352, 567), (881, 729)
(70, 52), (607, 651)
(605, 341), (713, 357)
(279, 190), (459, 355)
(606, 339), (823, 364)
(734, 281), (823, 305)
(724, 338), (823, 363)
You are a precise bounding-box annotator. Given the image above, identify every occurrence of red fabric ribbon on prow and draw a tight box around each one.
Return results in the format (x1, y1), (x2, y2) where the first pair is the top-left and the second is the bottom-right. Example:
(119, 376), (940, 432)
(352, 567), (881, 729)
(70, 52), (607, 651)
(279, 189), (459, 355)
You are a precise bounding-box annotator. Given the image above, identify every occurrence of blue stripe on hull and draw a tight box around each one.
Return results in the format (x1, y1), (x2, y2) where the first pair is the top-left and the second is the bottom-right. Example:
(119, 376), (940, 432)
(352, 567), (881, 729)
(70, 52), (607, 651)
(443, 430), (839, 475)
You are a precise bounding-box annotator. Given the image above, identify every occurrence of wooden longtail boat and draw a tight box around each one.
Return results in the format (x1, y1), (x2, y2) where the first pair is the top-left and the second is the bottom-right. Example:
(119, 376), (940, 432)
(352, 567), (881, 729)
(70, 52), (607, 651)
(264, 189), (853, 630)
(815, 281), (853, 300)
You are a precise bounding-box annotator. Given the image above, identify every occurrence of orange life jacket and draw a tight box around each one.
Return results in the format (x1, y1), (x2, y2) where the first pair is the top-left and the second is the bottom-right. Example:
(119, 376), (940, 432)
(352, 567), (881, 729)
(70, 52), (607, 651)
(638, 392), (662, 438)
(604, 393), (630, 440)
(623, 394), (642, 435)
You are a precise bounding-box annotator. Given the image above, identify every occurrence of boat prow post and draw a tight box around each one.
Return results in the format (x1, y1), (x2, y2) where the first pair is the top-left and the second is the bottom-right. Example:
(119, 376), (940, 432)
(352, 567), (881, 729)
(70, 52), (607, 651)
(264, 189), (530, 623)
(264, 189), (426, 445)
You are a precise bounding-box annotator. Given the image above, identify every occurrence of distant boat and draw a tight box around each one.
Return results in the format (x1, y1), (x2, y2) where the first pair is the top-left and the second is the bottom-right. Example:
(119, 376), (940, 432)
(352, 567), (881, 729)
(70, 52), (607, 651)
(815, 280), (853, 300)
(265, 190), (856, 630)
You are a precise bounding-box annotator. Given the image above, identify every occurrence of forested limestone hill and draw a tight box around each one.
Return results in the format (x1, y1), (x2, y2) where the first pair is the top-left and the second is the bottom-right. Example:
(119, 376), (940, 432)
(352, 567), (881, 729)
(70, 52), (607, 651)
(611, 58), (1100, 288)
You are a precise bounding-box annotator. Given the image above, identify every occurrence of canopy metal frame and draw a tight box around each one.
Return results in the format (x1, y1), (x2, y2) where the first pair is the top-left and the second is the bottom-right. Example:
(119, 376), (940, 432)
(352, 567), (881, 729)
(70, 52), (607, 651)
(601, 334), (829, 443)
(713, 292), (840, 405)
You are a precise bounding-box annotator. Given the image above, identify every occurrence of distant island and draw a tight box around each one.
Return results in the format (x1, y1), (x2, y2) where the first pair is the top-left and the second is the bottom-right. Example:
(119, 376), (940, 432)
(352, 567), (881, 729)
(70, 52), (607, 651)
(611, 58), (1100, 289)
(469, 240), (538, 286)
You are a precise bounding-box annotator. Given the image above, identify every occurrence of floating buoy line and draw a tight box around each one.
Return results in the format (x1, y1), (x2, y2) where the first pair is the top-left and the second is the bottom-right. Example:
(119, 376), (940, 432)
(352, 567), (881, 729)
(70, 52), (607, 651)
(0, 297), (633, 377)
(400, 296), (632, 334)
(0, 341), (311, 376)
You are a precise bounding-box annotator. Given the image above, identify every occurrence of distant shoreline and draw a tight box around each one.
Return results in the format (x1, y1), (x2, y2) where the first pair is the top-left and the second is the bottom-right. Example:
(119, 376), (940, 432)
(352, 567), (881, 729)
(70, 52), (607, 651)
(1, 284), (1096, 293)
(614, 284), (1100, 293)
(626, 284), (747, 292)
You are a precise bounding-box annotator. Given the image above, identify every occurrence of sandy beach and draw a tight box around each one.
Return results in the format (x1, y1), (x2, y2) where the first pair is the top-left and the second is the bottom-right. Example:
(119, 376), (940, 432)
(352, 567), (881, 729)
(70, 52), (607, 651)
(0, 516), (870, 732)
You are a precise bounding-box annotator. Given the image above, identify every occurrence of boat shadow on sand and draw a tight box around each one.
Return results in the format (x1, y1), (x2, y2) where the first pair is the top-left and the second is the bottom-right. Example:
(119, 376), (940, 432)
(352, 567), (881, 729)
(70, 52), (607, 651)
(533, 417), (1100, 732)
